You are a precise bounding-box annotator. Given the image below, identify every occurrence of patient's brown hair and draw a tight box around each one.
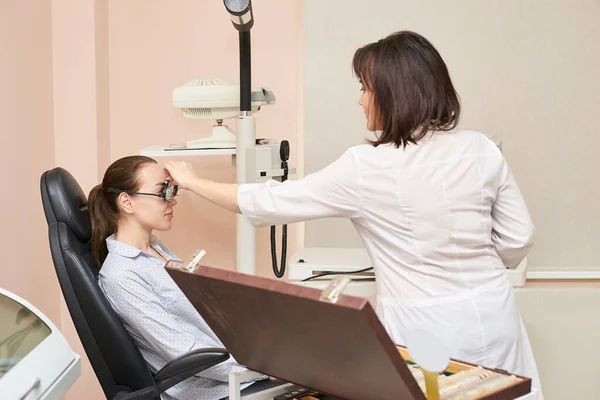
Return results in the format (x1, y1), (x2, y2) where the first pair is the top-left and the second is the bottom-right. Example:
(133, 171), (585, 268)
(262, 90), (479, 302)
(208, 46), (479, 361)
(88, 156), (157, 267)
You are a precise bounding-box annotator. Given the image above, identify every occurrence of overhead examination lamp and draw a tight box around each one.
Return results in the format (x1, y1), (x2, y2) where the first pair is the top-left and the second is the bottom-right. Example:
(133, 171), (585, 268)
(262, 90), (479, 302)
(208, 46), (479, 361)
(223, 0), (258, 276)
(172, 1), (265, 151)
(224, 0), (254, 32)
(170, 1), (291, 278)
(224, 0), (254, 114)
(222, 0), (289, 278)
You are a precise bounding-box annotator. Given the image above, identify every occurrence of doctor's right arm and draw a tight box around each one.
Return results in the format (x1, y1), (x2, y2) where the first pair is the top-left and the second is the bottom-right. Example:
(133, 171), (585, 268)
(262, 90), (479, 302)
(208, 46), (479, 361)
(491, 158), (536, 268)
(166, 148), (363, 228)
(237, 148), (363, 227)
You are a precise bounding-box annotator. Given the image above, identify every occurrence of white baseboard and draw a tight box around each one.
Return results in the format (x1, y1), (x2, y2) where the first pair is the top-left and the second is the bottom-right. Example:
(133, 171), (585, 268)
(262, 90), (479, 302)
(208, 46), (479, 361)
(527, 266), (600, 280)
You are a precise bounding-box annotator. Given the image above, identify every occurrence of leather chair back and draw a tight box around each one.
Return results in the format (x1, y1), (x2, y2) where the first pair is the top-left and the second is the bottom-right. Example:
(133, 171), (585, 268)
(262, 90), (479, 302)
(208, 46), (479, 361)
(40, 167), (159, 400)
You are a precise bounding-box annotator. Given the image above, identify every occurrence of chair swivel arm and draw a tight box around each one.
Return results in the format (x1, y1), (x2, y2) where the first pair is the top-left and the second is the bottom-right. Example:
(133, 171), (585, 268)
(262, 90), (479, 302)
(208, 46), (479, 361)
(114, 348), (230, 400)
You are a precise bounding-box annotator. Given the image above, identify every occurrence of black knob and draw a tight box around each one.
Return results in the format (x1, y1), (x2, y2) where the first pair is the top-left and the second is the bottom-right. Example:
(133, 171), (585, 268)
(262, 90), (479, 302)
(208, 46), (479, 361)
(280, 140), (290, 162)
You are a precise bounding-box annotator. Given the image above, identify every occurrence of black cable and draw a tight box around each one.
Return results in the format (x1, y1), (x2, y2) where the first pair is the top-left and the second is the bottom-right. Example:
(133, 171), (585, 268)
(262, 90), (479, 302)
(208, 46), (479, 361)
(271, 141), (290, 278)
(300, 266), (374, 282)
(271, 225), (287, 278)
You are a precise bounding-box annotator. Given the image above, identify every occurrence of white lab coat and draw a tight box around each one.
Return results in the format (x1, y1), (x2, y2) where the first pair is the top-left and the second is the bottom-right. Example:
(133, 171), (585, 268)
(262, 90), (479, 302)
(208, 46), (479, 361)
(237, 130), (543, 397)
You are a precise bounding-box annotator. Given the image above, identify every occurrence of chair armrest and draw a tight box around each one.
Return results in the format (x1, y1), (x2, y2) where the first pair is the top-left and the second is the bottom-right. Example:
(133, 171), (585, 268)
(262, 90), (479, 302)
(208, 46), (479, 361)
(114, 348), (230, 400)
(154, 347), (230, 382)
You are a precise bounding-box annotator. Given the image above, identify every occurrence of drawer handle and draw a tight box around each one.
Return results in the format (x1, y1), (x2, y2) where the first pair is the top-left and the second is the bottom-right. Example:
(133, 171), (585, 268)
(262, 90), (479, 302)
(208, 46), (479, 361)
(19, 378), (41, 400)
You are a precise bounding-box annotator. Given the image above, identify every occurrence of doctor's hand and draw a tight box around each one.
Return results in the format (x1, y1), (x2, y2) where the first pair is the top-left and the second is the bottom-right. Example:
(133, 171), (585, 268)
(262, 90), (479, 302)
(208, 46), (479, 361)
(164, 161), (198, 190)
(165, 161), (241, 214)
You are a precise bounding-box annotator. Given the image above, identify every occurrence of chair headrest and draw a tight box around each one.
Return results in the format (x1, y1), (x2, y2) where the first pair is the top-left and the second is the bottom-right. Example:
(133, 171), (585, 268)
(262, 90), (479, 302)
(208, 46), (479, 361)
(42, 167), (92, 243)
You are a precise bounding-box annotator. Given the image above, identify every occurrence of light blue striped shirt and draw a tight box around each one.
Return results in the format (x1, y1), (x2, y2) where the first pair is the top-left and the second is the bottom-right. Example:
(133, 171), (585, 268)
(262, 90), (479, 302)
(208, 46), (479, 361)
(98, 234), (260, 400)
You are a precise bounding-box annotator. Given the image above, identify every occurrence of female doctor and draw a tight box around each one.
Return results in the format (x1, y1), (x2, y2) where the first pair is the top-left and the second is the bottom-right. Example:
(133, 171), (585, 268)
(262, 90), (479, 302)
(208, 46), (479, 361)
(166, 30), (543, 396)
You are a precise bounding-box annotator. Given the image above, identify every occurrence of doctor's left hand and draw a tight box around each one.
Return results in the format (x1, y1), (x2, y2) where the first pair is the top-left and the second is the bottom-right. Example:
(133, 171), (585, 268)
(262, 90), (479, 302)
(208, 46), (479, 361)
(164, 161), (198, 190)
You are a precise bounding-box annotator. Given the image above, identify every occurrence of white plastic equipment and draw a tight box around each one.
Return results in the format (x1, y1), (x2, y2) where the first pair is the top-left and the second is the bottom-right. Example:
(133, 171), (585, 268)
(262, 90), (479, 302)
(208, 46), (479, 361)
(0, 288), (80, 400)
(172, 78), (275, 150)
(287, 248), (529, 298)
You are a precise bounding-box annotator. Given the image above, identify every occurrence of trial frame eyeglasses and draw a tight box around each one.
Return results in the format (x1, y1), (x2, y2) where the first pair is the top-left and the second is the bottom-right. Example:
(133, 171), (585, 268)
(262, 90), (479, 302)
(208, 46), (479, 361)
(107, 179), (179, 202)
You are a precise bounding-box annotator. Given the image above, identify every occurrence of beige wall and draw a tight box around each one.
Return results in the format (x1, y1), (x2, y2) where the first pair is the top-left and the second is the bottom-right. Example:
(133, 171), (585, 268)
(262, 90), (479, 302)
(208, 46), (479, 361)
(302, 0), (600, 270)
(301, 1), (600, 399)
(0, 0), (60, 335)
(515, 280), (600, 399)
(2, 0), (301, 398)
(51, 0), (110, 398)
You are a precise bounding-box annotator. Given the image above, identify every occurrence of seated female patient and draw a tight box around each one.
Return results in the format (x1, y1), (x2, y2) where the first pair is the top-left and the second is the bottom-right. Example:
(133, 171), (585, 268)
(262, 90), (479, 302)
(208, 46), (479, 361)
(89, 155), (266, 400)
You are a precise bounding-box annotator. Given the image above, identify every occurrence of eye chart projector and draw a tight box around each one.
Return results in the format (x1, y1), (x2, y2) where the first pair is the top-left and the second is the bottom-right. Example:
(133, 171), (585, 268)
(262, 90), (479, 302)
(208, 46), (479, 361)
(172, 77), (276, 150)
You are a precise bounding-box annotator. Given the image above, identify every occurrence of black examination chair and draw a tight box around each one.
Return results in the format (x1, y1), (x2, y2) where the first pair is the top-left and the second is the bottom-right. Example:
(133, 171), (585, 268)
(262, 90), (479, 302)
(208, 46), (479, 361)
(40, 167), (230, 400)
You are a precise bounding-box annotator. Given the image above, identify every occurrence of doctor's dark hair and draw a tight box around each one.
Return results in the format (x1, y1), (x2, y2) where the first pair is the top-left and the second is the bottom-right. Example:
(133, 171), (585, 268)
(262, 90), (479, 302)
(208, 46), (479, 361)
(353, 31), (461, 148)
(87, 155), (157, 268)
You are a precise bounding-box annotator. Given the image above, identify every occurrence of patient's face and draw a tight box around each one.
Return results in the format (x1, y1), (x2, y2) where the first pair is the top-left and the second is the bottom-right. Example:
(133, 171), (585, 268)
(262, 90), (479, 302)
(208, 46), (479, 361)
(131, 163), (178, 232)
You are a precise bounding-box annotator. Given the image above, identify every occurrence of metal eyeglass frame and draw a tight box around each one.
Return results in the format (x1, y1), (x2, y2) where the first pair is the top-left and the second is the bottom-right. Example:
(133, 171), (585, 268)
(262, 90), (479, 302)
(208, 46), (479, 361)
(107, 179), (179, 202)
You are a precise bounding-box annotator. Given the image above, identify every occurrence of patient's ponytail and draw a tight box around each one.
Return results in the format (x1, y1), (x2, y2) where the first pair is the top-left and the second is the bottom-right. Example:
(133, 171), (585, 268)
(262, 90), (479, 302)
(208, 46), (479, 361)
(88, 184), (118, 267)
(88, 155), (157, 268)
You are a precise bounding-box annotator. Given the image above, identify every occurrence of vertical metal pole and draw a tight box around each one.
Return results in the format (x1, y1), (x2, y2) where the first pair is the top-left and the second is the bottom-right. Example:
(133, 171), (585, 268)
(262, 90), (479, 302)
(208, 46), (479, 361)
(235, 30), (256, 275)
(239, 31), (251, 112)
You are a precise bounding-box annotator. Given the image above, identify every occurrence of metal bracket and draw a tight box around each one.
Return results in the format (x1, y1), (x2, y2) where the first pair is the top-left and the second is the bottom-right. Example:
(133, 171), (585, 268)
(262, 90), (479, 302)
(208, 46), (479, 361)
(228, 370), (291, 400)
(319, 276), (351, 304)
(179, 249), (207, 273)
